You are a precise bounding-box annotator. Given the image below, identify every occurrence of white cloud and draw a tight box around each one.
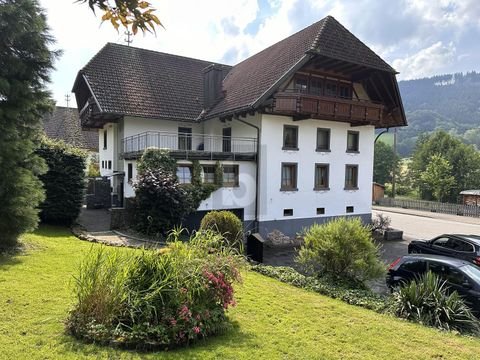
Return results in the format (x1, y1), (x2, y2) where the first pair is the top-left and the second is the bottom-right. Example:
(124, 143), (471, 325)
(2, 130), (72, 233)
(393, 41), (456, 80)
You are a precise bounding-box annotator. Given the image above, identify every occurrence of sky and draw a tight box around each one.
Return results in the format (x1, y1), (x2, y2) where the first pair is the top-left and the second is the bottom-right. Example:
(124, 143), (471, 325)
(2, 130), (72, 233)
(38, 0), (480, 108)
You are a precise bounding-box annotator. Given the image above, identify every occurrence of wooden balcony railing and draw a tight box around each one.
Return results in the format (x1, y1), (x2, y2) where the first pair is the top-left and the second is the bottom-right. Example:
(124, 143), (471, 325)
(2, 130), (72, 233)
(273, 91), (384, 124)
(121, 131), (258, 161)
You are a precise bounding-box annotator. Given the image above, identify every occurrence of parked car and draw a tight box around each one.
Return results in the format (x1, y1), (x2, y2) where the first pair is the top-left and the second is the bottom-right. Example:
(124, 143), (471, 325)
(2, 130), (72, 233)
(386, 254), (480, 312)
(408, 234), (480, 266)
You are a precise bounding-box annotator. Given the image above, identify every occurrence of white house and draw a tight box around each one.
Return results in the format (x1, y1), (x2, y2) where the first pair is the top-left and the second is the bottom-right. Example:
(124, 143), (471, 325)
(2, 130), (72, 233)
(72, 16), (406, 237)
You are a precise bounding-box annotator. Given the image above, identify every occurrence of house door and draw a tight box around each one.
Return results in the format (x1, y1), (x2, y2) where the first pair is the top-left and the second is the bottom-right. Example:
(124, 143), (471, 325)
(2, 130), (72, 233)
(222, 127), (231, 152)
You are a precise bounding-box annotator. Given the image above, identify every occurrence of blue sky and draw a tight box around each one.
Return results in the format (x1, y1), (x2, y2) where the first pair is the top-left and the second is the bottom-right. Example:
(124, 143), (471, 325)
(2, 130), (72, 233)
(39, 0), (480, 107)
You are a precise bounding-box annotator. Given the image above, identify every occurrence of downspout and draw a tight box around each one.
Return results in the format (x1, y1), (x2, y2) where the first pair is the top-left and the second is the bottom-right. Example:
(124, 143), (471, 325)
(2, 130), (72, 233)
(234, 114), (260, 234)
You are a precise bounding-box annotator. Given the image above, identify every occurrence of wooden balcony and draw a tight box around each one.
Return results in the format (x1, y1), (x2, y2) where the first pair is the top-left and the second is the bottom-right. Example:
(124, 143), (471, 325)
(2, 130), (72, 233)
(273, 91), (384, 125)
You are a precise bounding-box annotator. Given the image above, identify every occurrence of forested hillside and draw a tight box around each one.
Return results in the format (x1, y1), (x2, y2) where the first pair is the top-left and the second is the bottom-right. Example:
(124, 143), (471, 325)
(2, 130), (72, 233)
(396, 71), (480, 156)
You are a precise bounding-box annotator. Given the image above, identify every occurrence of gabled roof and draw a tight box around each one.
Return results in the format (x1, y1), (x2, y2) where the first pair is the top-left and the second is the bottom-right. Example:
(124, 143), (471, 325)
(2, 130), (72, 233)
(42, 106), (98, 151)
(73, 43), (230, 121)
(207, 15), (396, 118)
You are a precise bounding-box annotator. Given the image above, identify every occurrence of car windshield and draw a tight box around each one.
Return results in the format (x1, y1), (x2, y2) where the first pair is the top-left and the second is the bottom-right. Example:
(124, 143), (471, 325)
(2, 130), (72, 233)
(462, 264), (480, 283)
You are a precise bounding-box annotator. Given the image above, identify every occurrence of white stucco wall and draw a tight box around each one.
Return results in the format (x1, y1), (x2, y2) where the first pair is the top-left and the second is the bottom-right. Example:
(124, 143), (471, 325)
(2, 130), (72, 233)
(258, 113), (374, 222)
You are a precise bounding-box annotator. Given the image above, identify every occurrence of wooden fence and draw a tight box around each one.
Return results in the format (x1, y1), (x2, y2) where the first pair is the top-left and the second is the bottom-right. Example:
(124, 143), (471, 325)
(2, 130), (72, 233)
(377, 198), (480, 218)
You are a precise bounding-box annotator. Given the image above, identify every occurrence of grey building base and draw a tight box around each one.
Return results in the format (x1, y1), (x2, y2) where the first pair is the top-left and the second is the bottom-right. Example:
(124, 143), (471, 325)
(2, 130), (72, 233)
(257, 213), (372, 239)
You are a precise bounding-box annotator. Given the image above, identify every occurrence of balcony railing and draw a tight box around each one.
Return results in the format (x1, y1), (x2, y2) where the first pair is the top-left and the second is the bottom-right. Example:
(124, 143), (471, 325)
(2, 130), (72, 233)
(273, 90), (384, 124)
(121, 131), (258, 161)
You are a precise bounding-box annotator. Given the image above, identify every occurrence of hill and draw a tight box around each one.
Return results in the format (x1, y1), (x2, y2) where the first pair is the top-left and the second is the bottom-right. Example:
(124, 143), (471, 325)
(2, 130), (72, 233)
(395, 71), (480, 156)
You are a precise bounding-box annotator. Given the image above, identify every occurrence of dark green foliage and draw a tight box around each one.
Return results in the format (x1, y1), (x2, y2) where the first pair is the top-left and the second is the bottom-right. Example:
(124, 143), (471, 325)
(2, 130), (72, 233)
(36, 138), (86, 225)
(397, 71), (480, 156)
(66, 231), (244, 350)
(214, 161), (223, 187)
(374, 141), (399, 185)
(296, 218), (385, 282)
(410, 130), (480, 202)
(200, 211), (244, 250)
(252, 265), (388, 312)
(137, 148), (176, 176)
(0, 0), (58, 248)
(392, 271), (480, 335)
(133, 168), (193, 235)
(191, 159), (202, 186)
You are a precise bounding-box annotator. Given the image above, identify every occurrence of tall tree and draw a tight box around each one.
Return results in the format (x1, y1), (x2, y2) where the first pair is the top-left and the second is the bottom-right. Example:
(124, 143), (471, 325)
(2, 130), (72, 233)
(410, 130), (480, 202)
(420, 154), (455, 202)
(0, 0), (57, 248)
(373, 141), (399, 185)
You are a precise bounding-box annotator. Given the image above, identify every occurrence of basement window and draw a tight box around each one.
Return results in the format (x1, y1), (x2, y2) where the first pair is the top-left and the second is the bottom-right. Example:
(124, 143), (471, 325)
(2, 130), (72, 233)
(223, 165), (239, 187)
(108, 160), (112, 170)
(316, 207), (325, 215)
(283, 209), (293, 216)
(346, 206), (354, 213)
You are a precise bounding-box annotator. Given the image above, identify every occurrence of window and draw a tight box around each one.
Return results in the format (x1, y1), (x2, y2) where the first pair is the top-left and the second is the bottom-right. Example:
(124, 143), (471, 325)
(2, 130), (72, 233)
(281, 163), (298, 191)
(222, 127), (231, 152)
(223, 165), (239, 187)
(325, 81), (337, 97)
(339, 84), (352, 99)
(178, 127), (192, 151)
(346, 206), (354, 213)
(432, 237), (450, 248)
(283, 209), (293, 216)
(450, 238), (475, 252)
(108, 160), (112, 170)
(345, 165), (358, 189)
(314, 164), (329, 190)
(316, 128), (330, 151)
(283, 125), (298, 150)
(294, 77), (308, 92)
(400, 260), (427, 274)
(347, 131), (359, 152)
(101, 160), (104, 169)
(202, 165), (215, 184)
(103, 130), (107, 149)
(310, 77), (323, 96)
(127, 163), (133, 182)
(316, 207), (325, 215)
(177, 166), (191, 184)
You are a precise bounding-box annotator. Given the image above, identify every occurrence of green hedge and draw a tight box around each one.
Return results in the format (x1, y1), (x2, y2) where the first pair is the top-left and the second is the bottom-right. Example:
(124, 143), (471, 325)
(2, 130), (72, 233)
(36, 138), (86, 225)
(252, 265), (388, 312)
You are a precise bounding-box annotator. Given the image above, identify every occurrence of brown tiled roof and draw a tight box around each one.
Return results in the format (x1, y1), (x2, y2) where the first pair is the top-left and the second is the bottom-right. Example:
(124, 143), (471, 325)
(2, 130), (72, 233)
(207, 15), (395, 118)
(77, 43), (230, 121)
(42, 106), (98, 151)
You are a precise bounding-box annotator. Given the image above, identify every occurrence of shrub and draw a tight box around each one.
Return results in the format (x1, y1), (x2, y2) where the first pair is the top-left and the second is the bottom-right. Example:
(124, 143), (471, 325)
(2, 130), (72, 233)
(137, 148), (176, 176)
(133, 168), (193, 235)
(252, 265), (388, 312)
(36, 138), (86, 225)
(371, 213), (391, 232)
(295, 218), (385, 282)
(392, 271), (480, 334)
(200, 211), (244, 250)
(66, 230), (245, 350)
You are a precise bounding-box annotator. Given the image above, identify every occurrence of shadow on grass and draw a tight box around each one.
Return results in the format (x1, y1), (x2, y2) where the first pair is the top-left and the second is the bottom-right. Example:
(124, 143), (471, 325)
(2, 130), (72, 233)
(58, 319), (258, 358)
(0, 252), (23, 270)
(34, 224), (74, 238)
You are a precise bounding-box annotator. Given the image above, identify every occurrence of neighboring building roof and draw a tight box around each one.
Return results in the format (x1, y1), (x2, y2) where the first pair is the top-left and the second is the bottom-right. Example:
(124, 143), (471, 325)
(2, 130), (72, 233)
(460, 190), (480, 196)
(75, 44), (230, 121)
(42, 106), (98, 151)
(208, 15), (395, 118)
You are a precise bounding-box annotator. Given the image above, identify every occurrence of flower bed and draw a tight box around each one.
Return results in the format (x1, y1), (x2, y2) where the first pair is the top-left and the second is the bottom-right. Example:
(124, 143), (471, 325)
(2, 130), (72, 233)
(66, 230), (244, 350)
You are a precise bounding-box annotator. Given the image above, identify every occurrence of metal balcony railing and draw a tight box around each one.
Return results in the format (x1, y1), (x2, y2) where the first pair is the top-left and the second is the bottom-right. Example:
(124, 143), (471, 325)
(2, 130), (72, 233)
(121, 131), (258, 160)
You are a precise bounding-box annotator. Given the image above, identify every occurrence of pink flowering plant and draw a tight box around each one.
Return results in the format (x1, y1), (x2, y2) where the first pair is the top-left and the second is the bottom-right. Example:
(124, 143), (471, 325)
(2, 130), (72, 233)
(66, 230), (245, 350)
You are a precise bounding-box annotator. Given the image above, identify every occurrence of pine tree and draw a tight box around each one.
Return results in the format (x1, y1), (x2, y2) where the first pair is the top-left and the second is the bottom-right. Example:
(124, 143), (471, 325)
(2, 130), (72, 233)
(0, 0), (57, 248)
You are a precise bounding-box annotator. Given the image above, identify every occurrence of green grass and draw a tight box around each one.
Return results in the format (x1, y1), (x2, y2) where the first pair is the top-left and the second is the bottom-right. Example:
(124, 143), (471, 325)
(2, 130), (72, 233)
(1, 226), (480, 359)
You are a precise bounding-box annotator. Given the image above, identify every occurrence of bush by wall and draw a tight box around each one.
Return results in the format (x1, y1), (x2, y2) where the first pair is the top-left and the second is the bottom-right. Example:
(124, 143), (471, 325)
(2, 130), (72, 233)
(36, 138), (86, 225)
(392, 271), (480, 335)
(200, 211), (244, 250)
(133, 168), (193, 235)
(137, 148), (176, 176)
(66, 230), (245, 350)
(295, 218), (385, 282)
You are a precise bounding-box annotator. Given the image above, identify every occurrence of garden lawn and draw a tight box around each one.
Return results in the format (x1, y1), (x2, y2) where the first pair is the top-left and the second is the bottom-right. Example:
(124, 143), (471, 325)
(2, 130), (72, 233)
(1, 227), (480, 359)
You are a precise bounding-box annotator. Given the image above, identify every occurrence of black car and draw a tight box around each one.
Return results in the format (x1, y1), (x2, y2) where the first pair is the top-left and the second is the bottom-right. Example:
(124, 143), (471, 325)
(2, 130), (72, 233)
(408, 234), (480, 266)
(386, 254), (480, 312)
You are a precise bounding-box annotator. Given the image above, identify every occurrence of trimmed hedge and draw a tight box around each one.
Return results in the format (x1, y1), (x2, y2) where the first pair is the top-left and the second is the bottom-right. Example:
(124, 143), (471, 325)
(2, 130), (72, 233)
(252, 265), (388, 312)
(36, 138), (86, 225)
(200, 210), (243, 250)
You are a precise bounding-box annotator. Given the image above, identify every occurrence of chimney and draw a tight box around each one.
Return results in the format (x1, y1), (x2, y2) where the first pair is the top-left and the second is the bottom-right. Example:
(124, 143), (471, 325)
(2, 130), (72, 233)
(203, 64), (227, 110)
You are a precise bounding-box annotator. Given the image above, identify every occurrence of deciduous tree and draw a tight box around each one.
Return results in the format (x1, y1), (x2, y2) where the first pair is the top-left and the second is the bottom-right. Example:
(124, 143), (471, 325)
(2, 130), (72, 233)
(420, 154), (455, 202)
(373, 141), (399, 185)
